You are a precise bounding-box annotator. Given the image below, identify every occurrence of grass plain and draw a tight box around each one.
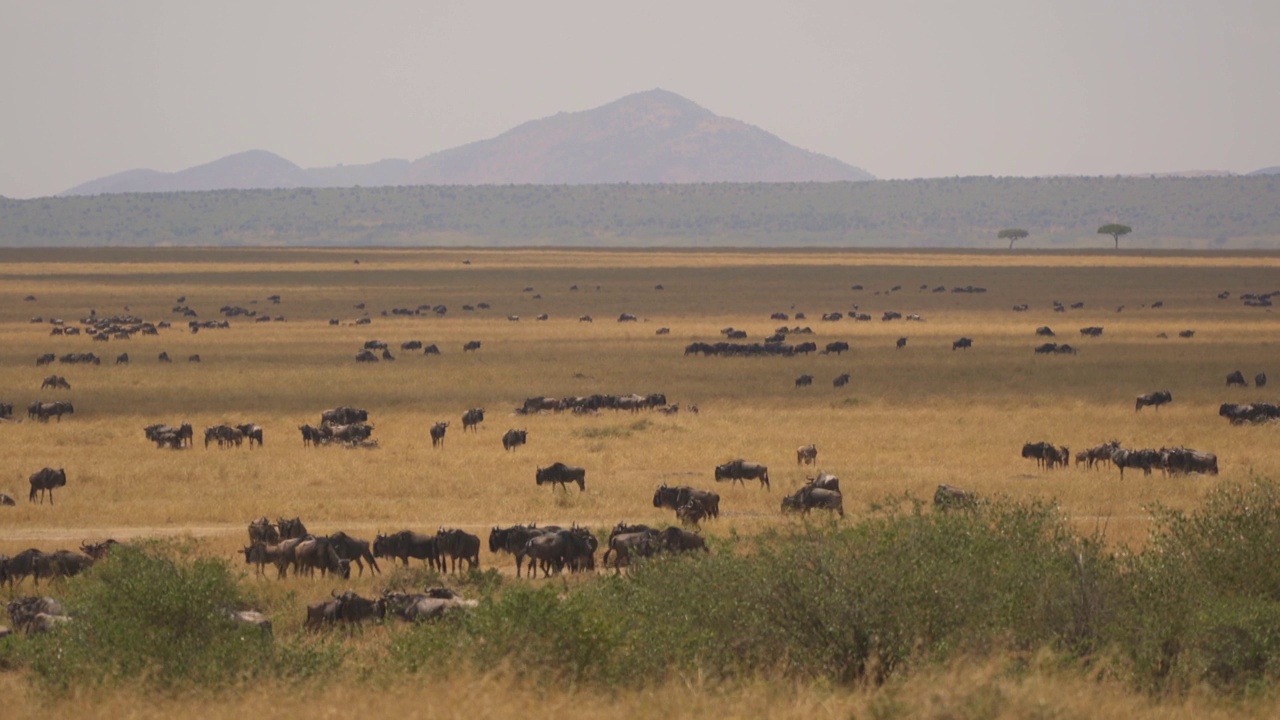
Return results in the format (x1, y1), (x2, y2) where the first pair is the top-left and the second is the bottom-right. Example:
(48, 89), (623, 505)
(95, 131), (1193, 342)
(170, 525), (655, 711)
(2, 246), (1280, 715)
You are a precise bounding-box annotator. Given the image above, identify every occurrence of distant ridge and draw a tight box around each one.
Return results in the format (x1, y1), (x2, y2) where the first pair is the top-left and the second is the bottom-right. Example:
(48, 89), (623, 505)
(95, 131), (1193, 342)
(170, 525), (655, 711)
(60, 90), (871, 196)
(1250, 166), (1280, 176)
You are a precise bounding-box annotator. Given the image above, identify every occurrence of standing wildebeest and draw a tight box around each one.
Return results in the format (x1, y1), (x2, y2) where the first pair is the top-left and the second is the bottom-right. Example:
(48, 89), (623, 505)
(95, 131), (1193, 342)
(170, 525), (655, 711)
(40, 375), (70, 390)
(653, 484), (721, 519)
(293, 538), (351, 579)
(1111, 448), (1161, 478)
(1226, 370), (1247, 387)
(825, 341), (849, 355)
(158, 351), (171, 362)
(248, 517), (280, 545)
(795, 374), (813, 387)
(115, 352), (129, 364)
(714, 459), (770, 489)
(298, 424), (326, 447)
(430, 421), (449, 448)
(1257, 373), (1269, 388)
(237, 423), (264, 447)
(659, 526), (708, 554)
(934, 484), (977, 510)
(462, 408), (485, 432)
(536, 462), (586, 491)
(372, 530), (442, 571)
(952, 337), (973, 351)
(781, 485), (844, 517)
(833, 373), (850, 387)
(463, 340), (482, 352)
(502, 428), (527, 451)
(1035, 326), (1055, 337)
(436, 528), (481, 573)
(327, 531), (380, 576)
(489, 524), (546, 577)
(1021, 441), (1069, 469)
(277, 516), (308, 540)
(34, 401), (74, 422)
(896, 336), (907, 349)
(28, 468), (66, 504)
(322, 406), (368, 425)
(796, 444), (818, 465)
(1135, 391), (1173, 411)
(806, 472), (841, 492)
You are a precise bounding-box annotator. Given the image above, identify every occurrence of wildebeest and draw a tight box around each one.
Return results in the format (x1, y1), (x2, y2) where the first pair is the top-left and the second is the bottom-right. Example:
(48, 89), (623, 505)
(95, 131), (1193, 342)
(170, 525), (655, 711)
(896, 337), (907, 349)
(6, 596), (68, 632)
(489, 524), (546, 577)
(327, 531), (381, 576)
(463, 340), (482, 352)
(382, 588), (478, 622)
(462, 407), (485, 432)
(805, 472), (841, 492)
(833, 373), (850, 387)
(115, 352), (129, 364)
(0, 493), (16, 506)
(322, 406), (368, 425)
(933, 484), (977, 510)
(1226, 370), (1248, 387)
(277, 516), (308, 539)
(436, 528), (481, 573)
(1111, 448), (1161, 478)
(1135, 391), (1173, 411)
(1257, 373), (1268, 388)
(825, 341), (849, 355)
(502, 428), (527, 451)
(188, 354), (201, 362)
(28, 468), (66, 504)
(372, 530), (442, 571)
(36, 353), (55, 366)
(33, 401), (74, 422)
(795, 374), (813, 387)
(781, 485), (844, 517)
(1078, 440), (1121, 470)
(653, 484), (721, 519)
(355, 349), (378, 362)
(1035, 326), (1055, 337)
(796, 444), (818, 465)
(248, 516), (280, 545)
(236, 423), (264, 447)
(430, 421), (449, 448)
(1159, 447), (1219, 475)
(40, 375), (70, 390)
(714, 459), (770, 489)
(602, 526), (660, 571)
(952, 337), (973, 351)
(536, 462), (586, 491)
(158, 351), (171, 362)
(1021, 442), (1069, 469)
(294, 537), (351, 579)
(298, 424), (326, 447)
(423, 344), (441, 355)
(204, 424), (244, 448)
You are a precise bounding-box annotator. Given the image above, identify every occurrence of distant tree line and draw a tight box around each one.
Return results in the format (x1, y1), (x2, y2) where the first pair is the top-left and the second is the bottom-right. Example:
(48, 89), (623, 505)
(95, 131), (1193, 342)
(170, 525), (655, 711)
(1, 175), (1277, 248)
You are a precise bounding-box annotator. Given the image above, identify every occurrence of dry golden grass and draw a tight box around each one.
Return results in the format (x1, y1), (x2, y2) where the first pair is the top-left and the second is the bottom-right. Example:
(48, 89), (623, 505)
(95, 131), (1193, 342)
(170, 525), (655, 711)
(2, 247), (1279, 715)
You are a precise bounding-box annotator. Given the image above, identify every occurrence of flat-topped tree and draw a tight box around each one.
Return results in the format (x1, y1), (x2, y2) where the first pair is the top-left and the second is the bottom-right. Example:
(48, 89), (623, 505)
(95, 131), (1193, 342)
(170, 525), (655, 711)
(1098, 223), (1132, 249)
(998, 228), (1028, 249)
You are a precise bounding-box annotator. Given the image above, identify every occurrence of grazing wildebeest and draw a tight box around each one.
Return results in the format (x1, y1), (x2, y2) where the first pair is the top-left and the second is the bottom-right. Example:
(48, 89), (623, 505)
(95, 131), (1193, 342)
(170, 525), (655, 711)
(536, 462), (586, 492)
(1079, 326), (1104, 337)
(158, 351), (171, 362)
(489, 524), (546, 577)
(952, 337), (973, 351)
(28, 468), (66, 504)
(423, 343), (441, 355)
(652, 484), (721, 519)
(326, 532), (380, 576)
(659, 526), (708, 554)
(293, 538), (350, 579)
(40, 375), (70, 390)
(714, 459), (770, 489)
(934, 484), (977, 510)
(436, 528), (481, 573)
(1135, 391), (1173, 411)
(373, 530), (442, 571)
(36, 353), (55, 366)
(304, 595), (345, 631)
(1021, 441), (1069, 469)
(781, 486), (844, 517)
(1111, 448), (1161, 478)
(833, 373), (851, 387)
(188, 354), (201, 362)
(602, 528), (660, 571)
(796, 444), (818, 465)
(1257, 373), (1269, 388)
(896, 336), (907, 349)
(579, 315), (593, 322)
(502, 428), (527, 451)
(1226, 370), (1247, 387)
(676, 498), (712, 526)
(322, 406), (368, 425)
(463, 340), (481, 352)
(795, 374), (813, 387)
(825, 341), (849, 355)
(34, 401), (74, 422)
(1159, 447), (1219, 476)
(462, 408), (485, 432)
(430, 421), (449, 448)
(1035, 326), (1055, 337)
(116, 352), (129, 364)
(355, 349), (378, 362)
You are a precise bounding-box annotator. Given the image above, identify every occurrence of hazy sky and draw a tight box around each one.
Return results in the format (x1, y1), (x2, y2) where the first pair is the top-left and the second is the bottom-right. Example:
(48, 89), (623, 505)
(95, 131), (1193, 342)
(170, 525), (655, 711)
(2, 0), (1278, 198)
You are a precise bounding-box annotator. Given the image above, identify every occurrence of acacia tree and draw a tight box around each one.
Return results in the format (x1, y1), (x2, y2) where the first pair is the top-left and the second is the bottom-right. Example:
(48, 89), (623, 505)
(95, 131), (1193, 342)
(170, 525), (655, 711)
(998, 228), (1029, 249)
(1098, 223), (1132, 249)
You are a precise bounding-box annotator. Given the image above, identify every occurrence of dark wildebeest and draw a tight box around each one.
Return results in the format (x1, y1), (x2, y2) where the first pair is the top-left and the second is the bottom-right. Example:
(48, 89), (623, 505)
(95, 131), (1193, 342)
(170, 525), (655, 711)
(1159, 447), (1219, 476)
(242, 541), (293, 578)
(714, 459), (770, 489)
(796, 444), (818, 465)
(327, 531), (380, 576)
(430, 421), (449, 448)
(40, 375), (70, 390)
(536, 462), (586, 491)
(933, 484), (977, 511)
(489, 524), (546, 577)
(1111, 448), (1160, 478)
(34, 401), (74, 422)
(1226, 370), (1247, 387)
(675, 498), (712, 526)
(825, 341), (849, 355)
(436, 528), (481, 573)
(28, 468), (66, 504)
(1035, 326), (1055, 337)
(298, 424), (325, 447)
(781, 486), (844, 517)
(0, 493), (16, 506)
(236, 423), (264, 447)
(188, 354), (201, 363)
(952, 337), (973, 351)
(462, 408), (485, 432)
(833, 373), (850, 387)
(602, 528), (660, 571)
(293, 538), (351, 579)
(3, 549), (48, 588)
(652, 484), (721, 519)
(463, 340), (482, 352)
(373, 530), (442, 571)
(806, 472), (840, 492)
(277, 516), (308, 539)
(1135, 391), (1173, 411)
(795, 374), (813, 387)
(158, 351), (171, 362)
(1257, 373), (1269, 388)
(355, 349), (378, 362)
(502, 428), (528, 451)
(304, 595), (345, 631)
(896, 336), (907, 349)
(322, 406), (368, 425)
(247, 516), (280, 545)
(659, 526), (708, 554)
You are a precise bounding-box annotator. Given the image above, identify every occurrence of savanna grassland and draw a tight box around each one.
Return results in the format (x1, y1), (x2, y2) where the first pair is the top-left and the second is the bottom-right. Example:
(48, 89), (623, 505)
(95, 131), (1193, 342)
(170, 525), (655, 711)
(3, 246), (1280, 718)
